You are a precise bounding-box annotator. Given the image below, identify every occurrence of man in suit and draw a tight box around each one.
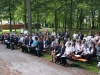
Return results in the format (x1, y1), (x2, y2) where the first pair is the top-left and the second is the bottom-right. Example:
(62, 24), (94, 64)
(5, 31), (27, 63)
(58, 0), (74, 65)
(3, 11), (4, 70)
(36, 38), (43, 57)
(12, 34), (19, 50)
(28, 36), (34, 54)
(78, 31), (84, 40)
(10, 34), (15, 50)
(45, 30), (51, 36)
(22, 36), (29, 53)
(6, 33), (10, 49)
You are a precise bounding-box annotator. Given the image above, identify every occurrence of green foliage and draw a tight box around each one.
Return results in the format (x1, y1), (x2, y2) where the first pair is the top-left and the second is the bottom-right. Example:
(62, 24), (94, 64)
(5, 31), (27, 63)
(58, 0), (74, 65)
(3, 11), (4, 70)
(0, 0), (100, 30)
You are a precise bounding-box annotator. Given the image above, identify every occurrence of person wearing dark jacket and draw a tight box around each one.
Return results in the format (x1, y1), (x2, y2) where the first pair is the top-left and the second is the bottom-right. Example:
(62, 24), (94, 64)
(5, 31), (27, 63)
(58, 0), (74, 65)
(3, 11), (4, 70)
(28, 36), (34, 54)
(10, 35), (15, 50)
(1, 33), (4, 44)
(6, 33), (10, 49)
(78, 31), (84, 40)
(36, 38), (43, 57)
(22, 36), (29, 53)
(56, 42), (66, 64)
(11, 34), (19, 50)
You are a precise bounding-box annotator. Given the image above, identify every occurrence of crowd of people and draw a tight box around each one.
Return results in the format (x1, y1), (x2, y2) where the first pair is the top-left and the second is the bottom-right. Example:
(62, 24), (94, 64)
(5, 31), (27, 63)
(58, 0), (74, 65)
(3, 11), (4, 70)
(0, 28), (100, 67)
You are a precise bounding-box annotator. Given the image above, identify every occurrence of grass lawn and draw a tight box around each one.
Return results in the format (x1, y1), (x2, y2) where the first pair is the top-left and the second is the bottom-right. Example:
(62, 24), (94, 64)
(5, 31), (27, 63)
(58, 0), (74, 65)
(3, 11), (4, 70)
(43, 54), (99, 74)
(0, 29), (21, 34)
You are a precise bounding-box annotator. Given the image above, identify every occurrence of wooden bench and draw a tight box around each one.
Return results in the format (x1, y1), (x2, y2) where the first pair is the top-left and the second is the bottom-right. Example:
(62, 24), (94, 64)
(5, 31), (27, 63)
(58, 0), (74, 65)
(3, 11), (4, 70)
(42, 50), (47, 54)
(77, 58), (87, 67)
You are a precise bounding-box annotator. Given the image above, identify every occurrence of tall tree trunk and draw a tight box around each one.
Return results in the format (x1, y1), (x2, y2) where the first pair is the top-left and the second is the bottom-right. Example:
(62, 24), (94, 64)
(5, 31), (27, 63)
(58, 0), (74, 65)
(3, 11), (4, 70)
(55, 9), (57, 37)
(24, 0), (27, 29)
(76, 9), (79, 28)
(14, 20), (16, 32)
(69, 0), (73, 30)
(9, 0), (12, 32)
(26, 0), (32, 34)
(91, 11), (95, 29)
(98, 10), (100, 27)
(64, 13), (67, 33)
(79, 10), (85, 30)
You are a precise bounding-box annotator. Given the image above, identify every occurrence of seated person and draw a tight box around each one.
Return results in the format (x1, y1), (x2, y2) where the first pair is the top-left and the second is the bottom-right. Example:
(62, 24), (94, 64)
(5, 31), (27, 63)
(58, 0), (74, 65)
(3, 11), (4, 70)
(36, 38), (43, 57)
(75, 41), (83, 55)
(56, 42), (65, 64)
(27, 36), (33, 54)
(61, 43), (73, 66)
(22, 36), (29, 53)
(31, 37), (38, 55)
(81, 43), (97, 65)
(51, 41), (60, 62)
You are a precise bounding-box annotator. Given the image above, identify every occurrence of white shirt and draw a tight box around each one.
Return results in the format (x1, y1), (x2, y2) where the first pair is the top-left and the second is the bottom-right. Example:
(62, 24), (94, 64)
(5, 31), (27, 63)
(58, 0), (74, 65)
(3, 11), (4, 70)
(87, 36), (92, 41)
(75, 44), (82, 53)
(82, 47), (89, 55)
(24, 30), (28, 34)
(71, 46), (76, 52)
(65, 46), (72, 55)
(83, 37), (87, 41)
(73, 33), (78, 40)
(95, 36), (99, 40)
(65, 41), (71, 47)
(19, 37), (24, 42)
(51, 32), (56, 36)
(32, 36), (36, 41)
(21, 28), (24, 33)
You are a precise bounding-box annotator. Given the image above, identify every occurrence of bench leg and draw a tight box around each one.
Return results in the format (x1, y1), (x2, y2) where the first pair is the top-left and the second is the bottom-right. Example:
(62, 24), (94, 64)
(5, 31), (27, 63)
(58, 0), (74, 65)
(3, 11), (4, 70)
(78, 61), (82, 68)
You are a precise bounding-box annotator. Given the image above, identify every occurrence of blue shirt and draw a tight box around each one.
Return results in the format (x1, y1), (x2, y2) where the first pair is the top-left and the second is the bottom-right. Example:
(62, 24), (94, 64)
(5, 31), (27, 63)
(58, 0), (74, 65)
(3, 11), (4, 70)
(32, 40), (38, 46)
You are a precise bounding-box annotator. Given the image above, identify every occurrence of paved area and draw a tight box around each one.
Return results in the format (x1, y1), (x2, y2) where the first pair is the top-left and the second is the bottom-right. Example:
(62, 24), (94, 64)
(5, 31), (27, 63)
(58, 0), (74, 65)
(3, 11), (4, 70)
(0, 44), (97, 75)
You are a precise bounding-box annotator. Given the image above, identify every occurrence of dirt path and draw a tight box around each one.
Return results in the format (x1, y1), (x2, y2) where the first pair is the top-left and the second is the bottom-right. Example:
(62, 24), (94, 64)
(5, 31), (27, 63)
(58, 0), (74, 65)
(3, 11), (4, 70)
(0, 44), (97, 75)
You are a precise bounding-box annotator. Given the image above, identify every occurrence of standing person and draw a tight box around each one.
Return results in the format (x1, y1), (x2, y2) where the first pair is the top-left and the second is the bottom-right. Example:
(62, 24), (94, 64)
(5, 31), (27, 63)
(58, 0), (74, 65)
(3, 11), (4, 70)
(65, 29), (70, 38)
(78, 31), (84, 40)
(20, 27), (24, 34)
(36, 29), (41, 37)
(51, 30), (56, 37)
(60, 30), (65, 40)
(73, 31), (78, 41)
(45, 30), (51, 36)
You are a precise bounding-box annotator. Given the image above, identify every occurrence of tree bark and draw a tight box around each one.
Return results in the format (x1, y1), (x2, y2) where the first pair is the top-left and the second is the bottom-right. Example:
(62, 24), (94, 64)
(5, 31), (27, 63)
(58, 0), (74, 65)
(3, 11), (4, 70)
(69, 0), (73, 30)
(26, 0), (32, 34)
(9, 0), (12, 32)
(91, 11), (95, 29)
